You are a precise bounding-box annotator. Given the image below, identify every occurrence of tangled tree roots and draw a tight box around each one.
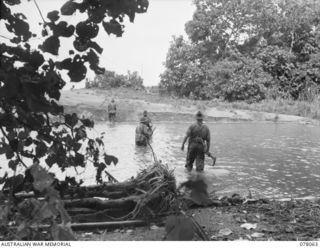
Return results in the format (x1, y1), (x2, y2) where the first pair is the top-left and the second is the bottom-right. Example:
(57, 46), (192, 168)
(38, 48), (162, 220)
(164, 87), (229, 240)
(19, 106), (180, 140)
(62, 163), (178, 222)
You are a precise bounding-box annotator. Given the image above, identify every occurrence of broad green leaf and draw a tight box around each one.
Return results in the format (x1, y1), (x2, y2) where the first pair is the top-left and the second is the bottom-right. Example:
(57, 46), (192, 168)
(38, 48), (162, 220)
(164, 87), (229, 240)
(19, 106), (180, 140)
(40, 36), (60, 55)
(50, 21), (75, 38)
(8, 159), (19, 171)
(35, 141), (48, 158)
(47, 11), (59, 22)
(104, 153), (118, 165)
(76, 21), (99, 39)
(65, 113), (78, 127)
(60, 0), (78, 16)
(103, 20), (123, 37)
(30, 163), (54, 192)
(67, 60), (87, 82)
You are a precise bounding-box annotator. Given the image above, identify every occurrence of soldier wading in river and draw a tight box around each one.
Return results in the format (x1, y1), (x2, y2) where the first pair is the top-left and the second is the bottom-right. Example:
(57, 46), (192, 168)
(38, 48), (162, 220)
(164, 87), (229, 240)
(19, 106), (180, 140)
(135, 117), (152, 146)
(142, 110), (152, 130)
(181, 111), (211, 172)
(107, 99), (117, 122)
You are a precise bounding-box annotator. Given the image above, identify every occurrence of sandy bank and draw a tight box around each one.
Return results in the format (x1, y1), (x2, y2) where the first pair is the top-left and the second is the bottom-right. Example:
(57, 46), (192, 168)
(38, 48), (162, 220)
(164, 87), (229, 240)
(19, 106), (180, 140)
(60, 89), (314, 124)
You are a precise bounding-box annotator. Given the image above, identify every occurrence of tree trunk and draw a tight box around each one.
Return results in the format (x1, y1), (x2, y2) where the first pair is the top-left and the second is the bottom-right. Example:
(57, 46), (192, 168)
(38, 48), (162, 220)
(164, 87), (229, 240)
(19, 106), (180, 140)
(70, 220), (147, 231)
(19, 220), (147, 231)
(63, 195), (143, 211)
(72, 208), (132, 223)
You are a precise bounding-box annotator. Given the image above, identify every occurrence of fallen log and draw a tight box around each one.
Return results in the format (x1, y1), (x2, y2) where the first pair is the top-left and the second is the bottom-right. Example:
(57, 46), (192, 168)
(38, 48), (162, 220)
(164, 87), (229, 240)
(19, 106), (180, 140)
(72, 208), (132, 223)
(63, 195), (142, 211)
(66, 220), (147, 231)
(4, 180), (138, 200)
(67, 208), (97, 215)
(10, 190), (129, 201)
(70, 190), (128, 199)
(62, 183), (137, 198)
(80, 181), (138, 192)
(10, 220), (147, 231)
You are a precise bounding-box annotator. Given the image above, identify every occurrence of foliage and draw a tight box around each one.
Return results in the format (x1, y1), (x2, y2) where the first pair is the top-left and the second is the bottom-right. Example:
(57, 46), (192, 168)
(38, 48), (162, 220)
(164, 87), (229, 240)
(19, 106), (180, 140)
(87, 70), (144, 89)
(160, 0), (320, 102)
(0, 0), (148, 240)
(0, 164), (75, 240)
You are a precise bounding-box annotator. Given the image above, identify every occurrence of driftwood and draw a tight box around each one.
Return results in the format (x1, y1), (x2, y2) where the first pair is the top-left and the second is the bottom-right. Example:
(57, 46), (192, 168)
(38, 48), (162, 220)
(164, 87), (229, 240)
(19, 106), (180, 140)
(68, 190), (128, 199)
(5, 180), (138, 200)
(63, 195), (141, 211)
(72, 208), (132, 223)
(1, 163), (229, 241)
(15, 220), (147, 231)
(67, 208), (97, 215)
(65, 220), (147, 230)
(3, 163), (183, 233)
(11, 190), (129, 201)
(80, 181), (138, 192)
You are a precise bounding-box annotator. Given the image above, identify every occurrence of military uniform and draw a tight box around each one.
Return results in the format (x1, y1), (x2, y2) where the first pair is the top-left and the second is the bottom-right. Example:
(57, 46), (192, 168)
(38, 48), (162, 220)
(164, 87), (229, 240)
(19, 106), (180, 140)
(142, 111), (152, 128)
(135, 119), (152, 146)
(185, 122), (210, 172)
(108, 101), (117, 121)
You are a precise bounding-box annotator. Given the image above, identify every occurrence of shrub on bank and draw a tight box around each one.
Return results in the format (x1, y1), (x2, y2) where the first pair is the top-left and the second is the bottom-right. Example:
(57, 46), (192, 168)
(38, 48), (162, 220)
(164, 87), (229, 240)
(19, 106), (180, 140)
(159, 0), (320, 103)
(87, 70), (144, 90)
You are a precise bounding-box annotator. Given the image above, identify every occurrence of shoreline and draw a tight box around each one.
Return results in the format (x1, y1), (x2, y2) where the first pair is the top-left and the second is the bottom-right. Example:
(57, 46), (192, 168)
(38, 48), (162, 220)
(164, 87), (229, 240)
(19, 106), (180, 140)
(60, 88), (317, 125)
(77, 197), (320, 241)
(61, 88), (320, 241)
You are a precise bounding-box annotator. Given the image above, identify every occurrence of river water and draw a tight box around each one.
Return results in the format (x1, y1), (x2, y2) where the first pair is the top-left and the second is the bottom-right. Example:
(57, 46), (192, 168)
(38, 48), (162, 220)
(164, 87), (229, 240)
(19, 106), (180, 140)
(91, 122), (320, 199)
(1, 122), (319, 199)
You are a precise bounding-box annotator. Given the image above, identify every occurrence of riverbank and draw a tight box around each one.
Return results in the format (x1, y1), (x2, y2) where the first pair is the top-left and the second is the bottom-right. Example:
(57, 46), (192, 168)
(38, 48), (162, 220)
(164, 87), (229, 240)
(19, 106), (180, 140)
(60, 88), (316, 124)
(62, 88), (320, 241)
(77, 198), (320, 241)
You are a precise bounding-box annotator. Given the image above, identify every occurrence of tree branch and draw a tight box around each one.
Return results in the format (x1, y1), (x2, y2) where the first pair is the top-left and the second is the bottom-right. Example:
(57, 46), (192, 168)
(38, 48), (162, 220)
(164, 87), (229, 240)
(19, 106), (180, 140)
(33, 0), (46, 24)
(0, 126), (28, 168)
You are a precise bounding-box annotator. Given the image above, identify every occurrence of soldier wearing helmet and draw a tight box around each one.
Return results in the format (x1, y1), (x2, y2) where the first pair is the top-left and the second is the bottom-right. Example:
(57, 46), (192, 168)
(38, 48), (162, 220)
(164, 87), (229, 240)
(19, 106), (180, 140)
(181, 111), (211, 172)
(135, 116), (152, 146)
(107, 99), (117, 122)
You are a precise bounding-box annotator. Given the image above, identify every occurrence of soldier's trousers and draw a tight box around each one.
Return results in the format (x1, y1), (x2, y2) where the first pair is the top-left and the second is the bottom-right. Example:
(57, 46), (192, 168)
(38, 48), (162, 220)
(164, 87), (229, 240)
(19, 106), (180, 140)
(185, 142), (205, 172)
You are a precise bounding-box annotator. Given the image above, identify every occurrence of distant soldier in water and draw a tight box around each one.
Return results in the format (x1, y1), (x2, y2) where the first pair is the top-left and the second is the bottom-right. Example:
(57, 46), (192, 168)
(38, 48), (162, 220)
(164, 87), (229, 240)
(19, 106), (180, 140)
(107, 99), (117, 122)
(142, 110), (152, 130)
(181, 111), (211, 172)
(135, 117), (152, 146)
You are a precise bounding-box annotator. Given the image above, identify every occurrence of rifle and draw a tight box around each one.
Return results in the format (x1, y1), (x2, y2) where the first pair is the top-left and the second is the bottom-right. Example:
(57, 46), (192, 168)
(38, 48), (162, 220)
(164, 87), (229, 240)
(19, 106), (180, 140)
(206, 151), (216, 167)
(150, 126), (156, 136)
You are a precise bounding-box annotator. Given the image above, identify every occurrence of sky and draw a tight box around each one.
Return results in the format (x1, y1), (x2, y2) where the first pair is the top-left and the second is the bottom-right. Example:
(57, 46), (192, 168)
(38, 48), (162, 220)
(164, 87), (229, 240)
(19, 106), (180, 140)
(1, 0), (195, 88)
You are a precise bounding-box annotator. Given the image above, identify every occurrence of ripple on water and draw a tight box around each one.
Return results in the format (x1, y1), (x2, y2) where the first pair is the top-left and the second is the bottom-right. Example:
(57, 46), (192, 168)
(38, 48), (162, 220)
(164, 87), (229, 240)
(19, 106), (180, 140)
(1, 122), (316, 199)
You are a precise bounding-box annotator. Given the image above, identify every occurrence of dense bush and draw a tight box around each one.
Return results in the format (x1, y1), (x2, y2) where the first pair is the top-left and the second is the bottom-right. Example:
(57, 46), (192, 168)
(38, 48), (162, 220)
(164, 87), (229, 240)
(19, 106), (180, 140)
(87, 70), (144, 89)
(160, 0), (320, 102)
(0, 0), (148, 240)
